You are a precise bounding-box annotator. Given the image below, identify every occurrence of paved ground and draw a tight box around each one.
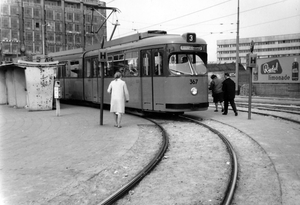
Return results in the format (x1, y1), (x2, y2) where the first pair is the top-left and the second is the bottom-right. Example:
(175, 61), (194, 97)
(0, 97), (299, 205)
(0, 104), (150, 205)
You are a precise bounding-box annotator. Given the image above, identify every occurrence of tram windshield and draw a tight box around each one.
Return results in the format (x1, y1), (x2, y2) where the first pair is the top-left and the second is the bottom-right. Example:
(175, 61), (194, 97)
(168, 54), (207, 75)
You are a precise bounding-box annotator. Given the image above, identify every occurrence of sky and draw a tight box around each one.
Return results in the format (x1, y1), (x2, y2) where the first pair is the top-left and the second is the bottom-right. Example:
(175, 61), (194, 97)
(102, 0), (300, 62)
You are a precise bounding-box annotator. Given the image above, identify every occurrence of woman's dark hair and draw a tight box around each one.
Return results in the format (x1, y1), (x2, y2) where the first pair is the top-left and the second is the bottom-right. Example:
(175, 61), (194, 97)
(210, 74), (217, 79)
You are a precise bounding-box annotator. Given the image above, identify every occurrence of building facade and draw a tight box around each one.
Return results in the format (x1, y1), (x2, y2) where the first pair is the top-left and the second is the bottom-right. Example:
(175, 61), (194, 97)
(0, 0), (107, 63)
(217, 33), (300, 65)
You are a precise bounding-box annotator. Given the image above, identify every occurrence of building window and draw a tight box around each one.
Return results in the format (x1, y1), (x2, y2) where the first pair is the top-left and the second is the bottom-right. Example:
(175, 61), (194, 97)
(12, 43), (18, 53)
(11, 17), (18, 29)
(24, 7), (32, 17)
(74, 13), (80, 22)
(2, 17), (9, 28)
(1, 4), (9, 15)
(1, 29), (10, 41)
(66, 23), (73, 32)
(55, 34), (61, 42)
(33, 8), (41, 18)
(86, 25), (91, 33)
(10, 5), (19, 15)
(48, 45), (55, 53)
(3, 43), (11, 52)
(67, 13), (73, 21)
(24, 19), (32, 30)
(55, 12), (61, 21)
(55, 22), (62, 32)
(12, 30), (19, 40)
(34, 32), (41, 41)
(55, 46), (62, 52)
(26, 32), (33, 41)
(35, 44), (42, 53)
(85, 15), (92, 23)
(67, 34), (73, 44)
(75, 34), (81, 43)
(75, 24), (80, 32)
(47, 32), (54, 41)
(46, 10), (54, 20)
(25, 44), (33, 53)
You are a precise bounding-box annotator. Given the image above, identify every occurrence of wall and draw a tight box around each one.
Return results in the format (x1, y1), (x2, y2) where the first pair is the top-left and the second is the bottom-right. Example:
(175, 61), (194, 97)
(253, 83), (300, 98)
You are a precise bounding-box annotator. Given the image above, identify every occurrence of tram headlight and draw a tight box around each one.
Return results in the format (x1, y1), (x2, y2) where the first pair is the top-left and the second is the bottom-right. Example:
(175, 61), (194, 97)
(191, 87), (198, 96)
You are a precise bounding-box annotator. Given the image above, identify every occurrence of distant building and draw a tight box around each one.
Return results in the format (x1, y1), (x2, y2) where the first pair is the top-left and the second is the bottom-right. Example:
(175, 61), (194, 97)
(217, 33), (300, 65)
(0, 0), (107, 63)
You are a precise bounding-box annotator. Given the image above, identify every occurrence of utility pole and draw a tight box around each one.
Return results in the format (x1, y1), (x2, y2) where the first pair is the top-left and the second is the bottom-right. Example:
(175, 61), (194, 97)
(235, 0), (240, 94)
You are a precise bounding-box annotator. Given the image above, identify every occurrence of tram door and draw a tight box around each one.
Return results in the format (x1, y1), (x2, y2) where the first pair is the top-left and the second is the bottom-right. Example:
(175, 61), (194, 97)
(141, 49), (164, 111)
(84, 57), (98, 102)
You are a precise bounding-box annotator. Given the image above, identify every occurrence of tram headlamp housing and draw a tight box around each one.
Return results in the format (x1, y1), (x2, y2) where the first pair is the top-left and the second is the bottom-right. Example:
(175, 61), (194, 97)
(191, 87), (198, 96)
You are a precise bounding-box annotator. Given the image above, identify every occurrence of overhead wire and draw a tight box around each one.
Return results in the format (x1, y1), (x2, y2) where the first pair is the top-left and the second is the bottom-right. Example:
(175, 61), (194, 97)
(168, 0), (286, 32)
(205, 14), (300, 37)
(111, 0), (289, 37)
(117, 0), (232, 36)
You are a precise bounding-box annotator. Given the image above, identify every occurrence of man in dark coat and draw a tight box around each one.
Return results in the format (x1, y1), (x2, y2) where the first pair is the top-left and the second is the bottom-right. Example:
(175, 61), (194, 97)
(222, 73), (238, 116)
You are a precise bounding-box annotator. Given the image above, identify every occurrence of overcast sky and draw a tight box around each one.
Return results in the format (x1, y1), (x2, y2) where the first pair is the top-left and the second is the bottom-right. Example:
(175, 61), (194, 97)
(103, 0), (300, 62)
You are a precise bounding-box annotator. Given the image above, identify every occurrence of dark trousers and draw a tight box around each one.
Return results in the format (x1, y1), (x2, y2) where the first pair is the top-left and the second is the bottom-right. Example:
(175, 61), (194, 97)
(223, 99), (237, 114)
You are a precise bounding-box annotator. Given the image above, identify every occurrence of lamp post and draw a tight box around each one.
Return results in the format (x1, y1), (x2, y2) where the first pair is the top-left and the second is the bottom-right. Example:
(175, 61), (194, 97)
(235, 0), (240, 94)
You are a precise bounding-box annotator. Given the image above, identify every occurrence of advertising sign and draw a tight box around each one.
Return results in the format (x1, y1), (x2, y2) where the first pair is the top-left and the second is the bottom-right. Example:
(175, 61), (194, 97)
(253, 55), (299, 83)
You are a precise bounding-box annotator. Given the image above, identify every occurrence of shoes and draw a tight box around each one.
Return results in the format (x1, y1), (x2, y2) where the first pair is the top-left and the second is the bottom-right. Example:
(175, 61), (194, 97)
(235, 113), (238, 116)
(222, 113), (227, 115)
(221, 108), (224, 112)
(118, 125), (122, 128)
(214, 110), (218, 112)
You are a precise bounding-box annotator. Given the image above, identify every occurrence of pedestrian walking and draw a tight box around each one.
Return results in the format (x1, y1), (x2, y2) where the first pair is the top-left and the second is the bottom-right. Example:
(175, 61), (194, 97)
(222, 73), (238, 116)
(209, 74), (224, 112)
(107, 71), (130, 128)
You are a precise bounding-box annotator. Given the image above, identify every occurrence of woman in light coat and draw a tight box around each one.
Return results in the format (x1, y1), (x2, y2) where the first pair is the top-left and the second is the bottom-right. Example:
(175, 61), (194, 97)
(107, 71), (129, 128)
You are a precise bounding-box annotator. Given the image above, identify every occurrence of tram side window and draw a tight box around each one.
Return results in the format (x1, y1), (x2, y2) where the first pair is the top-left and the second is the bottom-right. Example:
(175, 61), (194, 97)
(57, 61), (67, 78)
(105, 54), (126, 77)
(65, 62), (71, 77)
(154, 51), (163, 76)
(86, 59), (92, 77)
(70, 60), (79, 77)
(124, 51), (139, 77)
(142, 51), (151, 76)
(92, 57), (99, 77)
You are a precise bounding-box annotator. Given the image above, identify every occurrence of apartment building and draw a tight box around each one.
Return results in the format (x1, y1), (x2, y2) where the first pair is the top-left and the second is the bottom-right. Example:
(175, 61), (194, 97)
(217, 33), (300, 65)
(0, 0), (107, 63)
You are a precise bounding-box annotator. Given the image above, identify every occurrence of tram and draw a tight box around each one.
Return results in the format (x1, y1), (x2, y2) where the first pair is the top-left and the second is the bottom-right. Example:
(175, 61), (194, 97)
(47, 30), (209, 114)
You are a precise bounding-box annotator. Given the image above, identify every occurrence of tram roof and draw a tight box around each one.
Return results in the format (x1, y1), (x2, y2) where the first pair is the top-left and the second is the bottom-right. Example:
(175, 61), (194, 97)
(85, 31), (207, 55)
(105, 34), (206, 52)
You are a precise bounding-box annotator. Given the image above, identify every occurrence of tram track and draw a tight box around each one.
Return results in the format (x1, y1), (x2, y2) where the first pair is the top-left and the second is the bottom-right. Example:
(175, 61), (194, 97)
(99, 117), (169, 205)
(99, 113), (239, 205)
